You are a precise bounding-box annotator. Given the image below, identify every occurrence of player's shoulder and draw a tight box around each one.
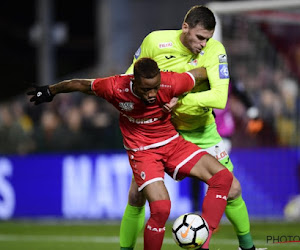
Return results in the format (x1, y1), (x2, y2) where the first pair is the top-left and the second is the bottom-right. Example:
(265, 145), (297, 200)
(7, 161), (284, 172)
(204, 38), (226, 54)
(107, 74), (132, 88)
(206, 38), (225, 47)
(117, 74), (132, 83)
(160, 71), (188, 83)
(144, 30), (180, 43)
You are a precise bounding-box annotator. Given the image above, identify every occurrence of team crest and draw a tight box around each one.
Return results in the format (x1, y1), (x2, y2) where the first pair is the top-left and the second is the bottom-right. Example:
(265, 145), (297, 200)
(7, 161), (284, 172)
(119, 102), (134, 111)
(188, 59), (198, 66)
(214, 145), (220, 155)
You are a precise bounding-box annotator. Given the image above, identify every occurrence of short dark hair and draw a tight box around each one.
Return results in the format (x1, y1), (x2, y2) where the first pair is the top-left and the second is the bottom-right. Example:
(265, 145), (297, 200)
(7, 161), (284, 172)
(184, 5), (216, 30)
(134, 58), (160, 80)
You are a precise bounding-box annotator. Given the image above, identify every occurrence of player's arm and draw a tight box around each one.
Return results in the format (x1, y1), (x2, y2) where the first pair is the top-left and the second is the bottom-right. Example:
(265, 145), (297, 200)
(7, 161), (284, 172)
(188, 67), (208, 84)
(181, 82), (229, 109)
(27, 79), (95, 105)
(180, 43), (229, 110)
(50, 79), (95, 95)
(163, 67), (207, 112)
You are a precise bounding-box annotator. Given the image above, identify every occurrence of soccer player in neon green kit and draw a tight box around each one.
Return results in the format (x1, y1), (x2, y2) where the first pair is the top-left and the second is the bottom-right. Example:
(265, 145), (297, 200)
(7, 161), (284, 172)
(121, 6), (265, 250)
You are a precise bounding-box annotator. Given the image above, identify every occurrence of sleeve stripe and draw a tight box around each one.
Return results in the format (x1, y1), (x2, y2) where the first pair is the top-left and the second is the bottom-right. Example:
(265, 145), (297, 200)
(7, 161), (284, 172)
(185, 72), (196, 87)
(91, 79), (99, 96)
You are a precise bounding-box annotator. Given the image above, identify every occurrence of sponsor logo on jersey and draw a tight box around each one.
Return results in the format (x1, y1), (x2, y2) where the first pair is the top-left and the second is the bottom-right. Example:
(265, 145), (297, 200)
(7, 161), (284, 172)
(165, 55), (176, 59)
(158, 42), (173, 49)
(134, 47), (141, 59)
(219, 64), (229, 79)
(122, 113), (161, 124)
(218, 54), (227, 63)
(160, 84), (171, 88)
(188, 59), (198, 66)
(119, 102), (134, 111)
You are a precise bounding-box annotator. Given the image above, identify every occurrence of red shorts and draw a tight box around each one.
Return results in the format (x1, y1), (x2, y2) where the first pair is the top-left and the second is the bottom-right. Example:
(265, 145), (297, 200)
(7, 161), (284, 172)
(126, 136), (208, 191)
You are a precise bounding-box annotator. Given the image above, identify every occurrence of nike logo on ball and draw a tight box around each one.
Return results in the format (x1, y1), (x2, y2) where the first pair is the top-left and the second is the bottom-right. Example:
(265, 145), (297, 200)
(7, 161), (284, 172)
(181, 217), (195, 238)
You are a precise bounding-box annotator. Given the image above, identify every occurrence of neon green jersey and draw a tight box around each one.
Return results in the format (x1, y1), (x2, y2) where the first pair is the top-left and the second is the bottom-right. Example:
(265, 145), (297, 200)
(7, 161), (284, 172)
(126, 30), (230, 130)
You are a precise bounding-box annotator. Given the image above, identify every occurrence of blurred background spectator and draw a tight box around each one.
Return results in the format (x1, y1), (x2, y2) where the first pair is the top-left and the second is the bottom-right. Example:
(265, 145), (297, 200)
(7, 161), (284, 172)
(0, 0), (299, 155)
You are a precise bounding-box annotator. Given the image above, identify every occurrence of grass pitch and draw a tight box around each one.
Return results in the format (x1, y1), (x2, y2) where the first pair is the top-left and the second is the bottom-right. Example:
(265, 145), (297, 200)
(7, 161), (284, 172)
(0, 220), (299, 249)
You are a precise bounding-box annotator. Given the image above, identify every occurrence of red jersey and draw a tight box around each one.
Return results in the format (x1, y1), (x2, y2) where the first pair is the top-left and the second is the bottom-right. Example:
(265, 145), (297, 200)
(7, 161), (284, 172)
(92, 71), (195, 150)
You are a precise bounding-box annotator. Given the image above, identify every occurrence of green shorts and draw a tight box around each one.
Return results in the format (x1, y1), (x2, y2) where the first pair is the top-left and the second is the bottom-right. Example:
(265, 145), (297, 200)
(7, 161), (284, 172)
(178, 123), (234, 172)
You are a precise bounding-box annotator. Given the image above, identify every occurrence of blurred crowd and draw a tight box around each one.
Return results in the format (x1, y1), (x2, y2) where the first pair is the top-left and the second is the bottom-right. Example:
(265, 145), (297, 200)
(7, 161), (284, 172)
(0, 63), (299, 156)
(0, 92), (123, 155)
(228, 64), (300, 148)
(221, 14), (300, 148)
(1, 13), (300, 155)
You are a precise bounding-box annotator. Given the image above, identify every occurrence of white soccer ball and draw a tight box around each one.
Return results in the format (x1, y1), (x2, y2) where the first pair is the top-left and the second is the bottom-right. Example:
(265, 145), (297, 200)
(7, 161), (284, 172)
(172, 213), (209, 249)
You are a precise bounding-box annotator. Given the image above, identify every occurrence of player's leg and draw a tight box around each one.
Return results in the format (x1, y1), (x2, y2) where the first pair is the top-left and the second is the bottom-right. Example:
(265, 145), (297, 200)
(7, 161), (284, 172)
(142, 181), (171, 250)
(164, 135), (233, 249)
(180, 125), (256, 250)
(120, 178), (146, 250)
(220, 164), (255, 250)
(124, 149), (172, 250)
(188, 154), (233, 249)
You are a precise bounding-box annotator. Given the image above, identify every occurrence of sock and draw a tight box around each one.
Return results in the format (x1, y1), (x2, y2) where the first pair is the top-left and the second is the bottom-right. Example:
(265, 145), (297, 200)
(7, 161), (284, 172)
(200, 228), (212, 249)
(237, 233), (254, 249)
(144, 200), (171, 250)
(120, 204), (145, 248)
(201, 169), (233, 246)
(225, 195), (254, 249)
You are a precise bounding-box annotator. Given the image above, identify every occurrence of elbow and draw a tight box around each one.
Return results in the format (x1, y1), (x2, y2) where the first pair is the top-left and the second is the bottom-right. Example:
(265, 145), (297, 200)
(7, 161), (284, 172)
(217, 99), (227, 109)
(213, 91), (228, 109)
(215, 88), (228, 109)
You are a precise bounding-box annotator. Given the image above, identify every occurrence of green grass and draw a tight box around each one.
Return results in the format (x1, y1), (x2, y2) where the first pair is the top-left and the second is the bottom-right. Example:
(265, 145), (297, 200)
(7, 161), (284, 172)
(0, 220), (299, 249)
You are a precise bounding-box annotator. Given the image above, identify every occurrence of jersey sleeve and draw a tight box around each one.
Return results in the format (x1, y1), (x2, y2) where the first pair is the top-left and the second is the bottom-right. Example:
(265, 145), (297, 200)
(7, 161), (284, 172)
(125, 32), (155, 74)
(178, 41), (229, 113)
(91, 76), (115, 102)
(170, 72), (195, 96)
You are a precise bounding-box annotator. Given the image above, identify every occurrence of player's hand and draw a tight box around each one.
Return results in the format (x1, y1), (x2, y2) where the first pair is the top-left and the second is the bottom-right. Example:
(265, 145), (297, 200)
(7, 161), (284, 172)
(27, 85), (54, 105)
(163, 97), (178, 112)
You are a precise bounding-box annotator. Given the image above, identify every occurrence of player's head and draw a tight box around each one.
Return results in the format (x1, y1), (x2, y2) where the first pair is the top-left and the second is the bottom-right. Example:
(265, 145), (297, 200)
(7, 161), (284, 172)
(181, 5), (216, 55)
(133, 58), (161, 104)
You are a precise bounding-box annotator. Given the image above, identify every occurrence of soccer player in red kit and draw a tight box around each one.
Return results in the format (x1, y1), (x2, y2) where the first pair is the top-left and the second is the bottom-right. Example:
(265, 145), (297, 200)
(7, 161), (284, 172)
(28, 58), (233, 250)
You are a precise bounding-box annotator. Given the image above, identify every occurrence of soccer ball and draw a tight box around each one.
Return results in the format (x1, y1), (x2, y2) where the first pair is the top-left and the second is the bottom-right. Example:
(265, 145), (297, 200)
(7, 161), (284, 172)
(172, 213), (209, 249)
